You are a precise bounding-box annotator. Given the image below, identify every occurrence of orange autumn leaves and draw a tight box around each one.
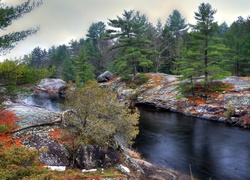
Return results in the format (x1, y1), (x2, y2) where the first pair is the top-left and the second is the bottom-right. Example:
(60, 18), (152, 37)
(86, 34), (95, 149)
(48, 128), (79, 149)
(0, 109), (20, 127)
(0, 109), (21, 148)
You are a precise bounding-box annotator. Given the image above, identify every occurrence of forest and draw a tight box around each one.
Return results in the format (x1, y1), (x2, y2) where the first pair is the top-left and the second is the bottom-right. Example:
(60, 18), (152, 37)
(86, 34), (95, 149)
(1, 3), (250, 89)
(0, 1), (250, 179)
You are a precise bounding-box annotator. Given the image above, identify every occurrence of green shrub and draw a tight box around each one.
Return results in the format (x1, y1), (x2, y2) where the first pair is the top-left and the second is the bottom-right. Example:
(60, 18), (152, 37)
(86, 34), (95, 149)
(0, 145), (59, 179)
(0, 144), (123, 179)
(224, 106), (235, 119)
(128, 92), (141, 101)
(133, 74), (150, 85)
(0, 145), (39, 169)
(121, 75), (132, 82)
(207, 81), (231, 92)
(0, 125), (9, 133)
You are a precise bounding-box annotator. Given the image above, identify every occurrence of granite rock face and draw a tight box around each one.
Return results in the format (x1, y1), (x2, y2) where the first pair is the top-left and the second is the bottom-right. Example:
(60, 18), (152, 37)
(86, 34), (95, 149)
(6, 101), (61, 128)
(5, 100), (69, 166)
(223, 94), (250, 107)
(34, 78), (66, 94)
(97, 71), (114, 83)
(77, 145), (121, 170)
(109, 73), (250, 125)
(4, 100), (139, 174)
(22, 132), (69, 166)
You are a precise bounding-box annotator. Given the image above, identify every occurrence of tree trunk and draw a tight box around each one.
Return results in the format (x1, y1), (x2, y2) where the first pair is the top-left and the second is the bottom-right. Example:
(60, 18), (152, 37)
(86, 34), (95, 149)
(133, 61), (137, 77)
(204, 40), (208, 91)
(191, 77), (196, 105)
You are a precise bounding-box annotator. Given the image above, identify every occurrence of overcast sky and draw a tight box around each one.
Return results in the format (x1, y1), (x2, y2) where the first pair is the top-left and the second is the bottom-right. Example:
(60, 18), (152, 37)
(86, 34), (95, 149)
(1, 0), (250, 61)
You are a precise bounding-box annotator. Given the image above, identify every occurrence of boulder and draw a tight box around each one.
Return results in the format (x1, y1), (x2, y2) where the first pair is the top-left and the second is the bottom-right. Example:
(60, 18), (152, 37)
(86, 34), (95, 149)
(5, 101), (69, 166)
(22, 133), (69, 166)
(117, 164), (130, 175)
(35, 78), (66, 94)
(97, 71), (114, 82)
(5, 101), (61, 128)
(77, 145), (120, 169)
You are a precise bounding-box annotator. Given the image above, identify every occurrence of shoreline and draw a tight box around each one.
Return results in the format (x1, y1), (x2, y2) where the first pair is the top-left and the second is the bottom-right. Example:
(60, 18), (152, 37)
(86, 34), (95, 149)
(111, 73), (250, 129)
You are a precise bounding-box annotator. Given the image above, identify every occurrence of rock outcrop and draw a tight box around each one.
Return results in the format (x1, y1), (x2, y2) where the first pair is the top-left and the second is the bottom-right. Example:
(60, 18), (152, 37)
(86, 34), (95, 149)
(4, 100), (69, 166)
(77, 145), (121, 170)
(97, 71), (114, 82)
(108, 73), (250, 127)
(3, 100), (145, 179)
(2, 74), (249, 179)
(34, 78), (66, 94)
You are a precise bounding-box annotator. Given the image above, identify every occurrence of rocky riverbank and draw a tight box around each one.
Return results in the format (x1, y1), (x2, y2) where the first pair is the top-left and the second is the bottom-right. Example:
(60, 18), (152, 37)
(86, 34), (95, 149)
(4, 99), (192, 180)
(2, 74), (249, 179)
(110, 73), (250, 128)
(3, 78), (191, 179)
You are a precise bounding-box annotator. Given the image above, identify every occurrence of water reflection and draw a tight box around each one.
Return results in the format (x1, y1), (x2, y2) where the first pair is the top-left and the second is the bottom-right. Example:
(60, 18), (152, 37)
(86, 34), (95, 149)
(23, 92), (64, 112)
(133, 109), (250, 180)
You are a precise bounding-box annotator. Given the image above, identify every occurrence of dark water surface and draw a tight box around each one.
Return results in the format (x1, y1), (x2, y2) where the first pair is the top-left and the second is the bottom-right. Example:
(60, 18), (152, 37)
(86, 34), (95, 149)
(133, 109), (250, 180)
(24, 92), (64, 112)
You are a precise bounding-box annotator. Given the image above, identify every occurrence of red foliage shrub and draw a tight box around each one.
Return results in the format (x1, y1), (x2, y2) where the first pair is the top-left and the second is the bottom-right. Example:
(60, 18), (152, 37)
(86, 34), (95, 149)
(240, 114), (250, 125)
(0, 109), (20, 128)
(0, 109), (22, 148)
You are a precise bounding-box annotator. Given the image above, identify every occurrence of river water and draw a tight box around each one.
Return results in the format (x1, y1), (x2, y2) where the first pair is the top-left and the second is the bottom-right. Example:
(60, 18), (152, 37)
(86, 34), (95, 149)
(133, 109), (250, 180)
(24, 94), (250, 179)
(23, 92), (64, 112)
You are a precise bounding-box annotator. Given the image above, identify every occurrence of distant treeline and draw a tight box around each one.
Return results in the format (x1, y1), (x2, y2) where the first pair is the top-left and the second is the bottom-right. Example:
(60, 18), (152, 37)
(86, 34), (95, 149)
(8, 3), (250, 84)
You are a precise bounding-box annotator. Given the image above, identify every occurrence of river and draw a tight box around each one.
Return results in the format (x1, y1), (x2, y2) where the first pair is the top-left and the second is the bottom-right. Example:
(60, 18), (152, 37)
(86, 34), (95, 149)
(133, 109), (250, 180)
(24, 94), (250, 180)
(23, 92), (64, 112)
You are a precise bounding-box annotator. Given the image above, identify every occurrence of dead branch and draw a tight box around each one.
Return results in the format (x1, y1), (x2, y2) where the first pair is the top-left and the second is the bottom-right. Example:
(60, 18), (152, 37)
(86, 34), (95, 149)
(8, 116), (62, 134)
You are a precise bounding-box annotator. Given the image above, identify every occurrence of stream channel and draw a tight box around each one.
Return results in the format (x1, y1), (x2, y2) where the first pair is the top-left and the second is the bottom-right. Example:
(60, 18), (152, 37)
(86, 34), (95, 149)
(24, 93), (250, 180)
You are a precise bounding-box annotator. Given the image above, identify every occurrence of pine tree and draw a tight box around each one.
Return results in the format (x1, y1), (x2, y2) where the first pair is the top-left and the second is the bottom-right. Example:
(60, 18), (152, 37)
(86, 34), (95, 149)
(166, 9), (188, 37)
(223, 17), (250, 76)
(0, 0), (43, 55)
(160, 9), (188, 74)
(86, 21), (112, 74)
(62, 56), (76, 82)
(191, 3), (230, 90)
(107, 10), (153, 78)
(173, 35), (202, 104)
(73, 48), (95, 85)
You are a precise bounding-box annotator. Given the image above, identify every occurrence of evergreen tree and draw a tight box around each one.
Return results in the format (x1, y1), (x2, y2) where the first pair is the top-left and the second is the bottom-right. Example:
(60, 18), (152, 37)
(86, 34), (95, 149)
(86, 21), (106, 43)
(191, 3), (230, 89)
(62, 56), (76, 82)
(242, 18), (250, 75)
(86, 22), (114, 75)
(68, 39), (85, 57)
(0, 0), (43, 55)
(166, 9), (188, 37)
(107, 10), (153, 78)
(49, 45), (70, 78)
(73, 48), (95, 85)
(217, 22), (229, 37)
(162, 9), (188, 73)
(29, 46), (48, 69)
(145, 20), (163, 73)
(85, 39), (103, 75)
(223, 17), (250, 76)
